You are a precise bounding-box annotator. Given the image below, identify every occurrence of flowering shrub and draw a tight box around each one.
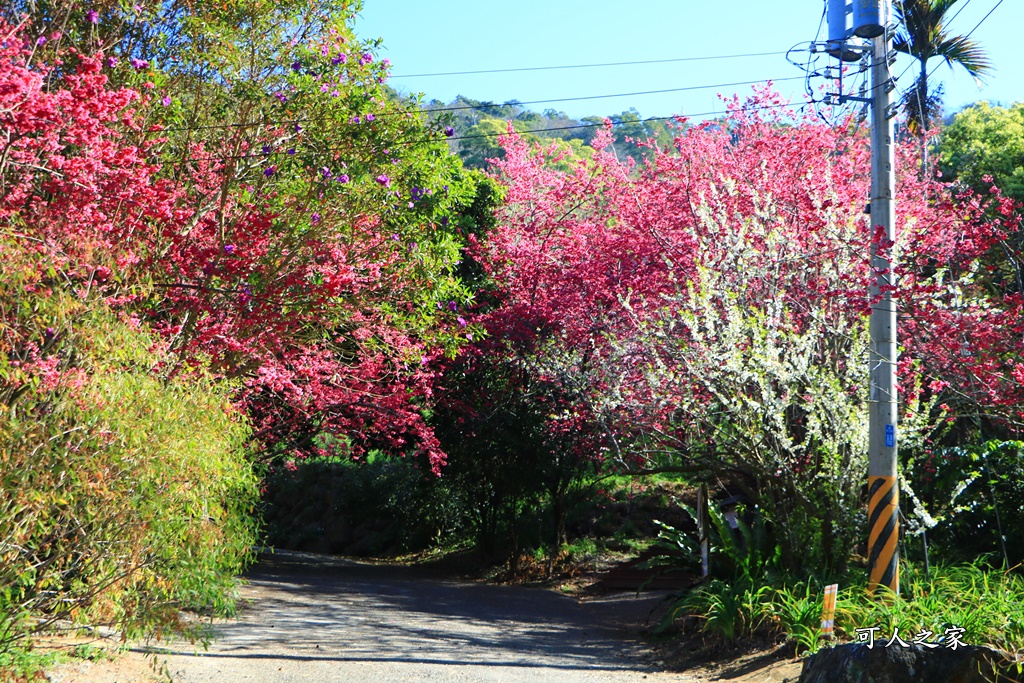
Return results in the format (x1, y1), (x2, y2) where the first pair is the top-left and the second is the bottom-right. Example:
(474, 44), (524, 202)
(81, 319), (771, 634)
(481, 91), (1023, 573)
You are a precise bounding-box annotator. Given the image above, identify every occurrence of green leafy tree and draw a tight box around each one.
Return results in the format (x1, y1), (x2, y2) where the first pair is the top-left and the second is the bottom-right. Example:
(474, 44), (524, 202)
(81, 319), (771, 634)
(937, 102), (1024, 296)
(939, 101), (1024, 202)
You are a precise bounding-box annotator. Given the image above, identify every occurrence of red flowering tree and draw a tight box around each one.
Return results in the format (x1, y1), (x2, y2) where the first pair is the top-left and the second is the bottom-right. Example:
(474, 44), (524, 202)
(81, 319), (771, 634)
(5, 0), (497, 472)
(479, 91), (1022, 571)
(0, 20), (262, 651)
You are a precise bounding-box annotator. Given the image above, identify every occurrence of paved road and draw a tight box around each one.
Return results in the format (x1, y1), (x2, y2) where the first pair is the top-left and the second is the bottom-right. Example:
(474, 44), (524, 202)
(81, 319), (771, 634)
(141, 551), (695, 683)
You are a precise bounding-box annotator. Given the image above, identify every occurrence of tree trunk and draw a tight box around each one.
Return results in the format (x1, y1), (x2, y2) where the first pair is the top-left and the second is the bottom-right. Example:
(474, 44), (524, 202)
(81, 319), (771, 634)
(918, 60), (930, 175)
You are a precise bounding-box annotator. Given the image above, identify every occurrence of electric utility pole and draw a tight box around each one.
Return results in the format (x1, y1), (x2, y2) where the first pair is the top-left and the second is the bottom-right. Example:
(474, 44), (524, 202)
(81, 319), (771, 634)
(824, 0), (899, 596)
(866, 19), (899, 597)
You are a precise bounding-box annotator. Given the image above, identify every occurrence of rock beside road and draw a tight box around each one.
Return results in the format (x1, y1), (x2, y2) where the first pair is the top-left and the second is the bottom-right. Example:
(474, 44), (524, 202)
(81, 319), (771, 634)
(798, 642), (1023, 683)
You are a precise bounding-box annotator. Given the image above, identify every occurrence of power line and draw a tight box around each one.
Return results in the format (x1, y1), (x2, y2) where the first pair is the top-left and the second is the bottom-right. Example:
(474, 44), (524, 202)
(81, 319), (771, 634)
(891, 0), (998, 103)
(390, 51), (790, 79)
(925, 0), (1002, 83)
(941, 0), (979, 33)
(426, 77), (805, 112)
(176, 102), (806, 164)
(433, 101), (802, 144)
(159, 75), (805, 133)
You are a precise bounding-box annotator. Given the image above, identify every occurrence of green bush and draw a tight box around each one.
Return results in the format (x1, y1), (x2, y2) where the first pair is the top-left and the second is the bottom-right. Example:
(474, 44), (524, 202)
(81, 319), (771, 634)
(0, 307), (258, 659)
(835, 562), (1024, 655)
(260, 451), (454, 556)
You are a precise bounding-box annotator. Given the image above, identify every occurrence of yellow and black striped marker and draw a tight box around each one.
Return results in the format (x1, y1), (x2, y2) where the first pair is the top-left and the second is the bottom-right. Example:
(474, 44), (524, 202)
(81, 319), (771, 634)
(868, 475), (899, 594)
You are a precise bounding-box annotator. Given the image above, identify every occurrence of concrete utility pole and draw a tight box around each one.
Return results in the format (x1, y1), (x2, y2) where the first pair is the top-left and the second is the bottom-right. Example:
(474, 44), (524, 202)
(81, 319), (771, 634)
(866, 8), (899, 597)
(825, 0), (900, 595)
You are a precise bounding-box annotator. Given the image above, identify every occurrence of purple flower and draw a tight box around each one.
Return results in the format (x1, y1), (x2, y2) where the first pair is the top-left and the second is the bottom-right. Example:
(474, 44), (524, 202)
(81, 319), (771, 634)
(87, 10), (99, 24)
(444, 126), (455, 137)
(161, 95), (171, 106)
(382, 58), (391, 67)
(287, 148), (296, 155)
(130, 58), (149, 70)
(106, 56), (119, 67)
(350, 116), (361, 124)
(294, 123), (302, 133)
(36, 36), (46, 45)
(359, 52), (373, 66)
(332, 53), (348, 65)
(44, 327), (55, 339)
(336, 174), (350, 184)
(321, 167), (332, 180)
(330, 89), (339, 98)
(264, 167), (275, 177)
(291, 61), (302, 72)
(224, 244), (236, 254)
(320, 84), (329, 93)
(376, 174), (390, 188)
(365, 113), (375, 122)
(457, 316), (467, 328)
(274, 92), (288, 103)
(447, 301), (457, 312)
(311, 212), (321, 225)
(262, 145), (271, 155)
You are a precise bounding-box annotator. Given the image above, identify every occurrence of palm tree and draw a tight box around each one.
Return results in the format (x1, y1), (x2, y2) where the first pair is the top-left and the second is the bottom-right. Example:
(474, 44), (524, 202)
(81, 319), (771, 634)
(893, 0), (993, 135)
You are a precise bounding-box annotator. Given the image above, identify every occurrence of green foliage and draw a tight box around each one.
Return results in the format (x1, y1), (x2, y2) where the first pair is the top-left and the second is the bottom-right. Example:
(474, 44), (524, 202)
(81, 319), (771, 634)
(261, 451), (457, 555)
(425, 96), (671, 171)
(431, 340), (601, 558)
(770, 582), (825, 653)
(939, 102), (1024, 204)
(904, 439), (1024, 567)
(681, 579), (773, 641)
(835, 562), (1024, 655)
(657, 551), (1024, 655)
(650, 502), (786, 642)
(0, 302), (258, 660)
(649, 502), (782, 582)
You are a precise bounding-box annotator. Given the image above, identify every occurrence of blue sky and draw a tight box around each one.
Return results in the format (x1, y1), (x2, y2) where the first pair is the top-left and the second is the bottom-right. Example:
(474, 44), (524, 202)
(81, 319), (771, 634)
(355, 0), (1021, 123)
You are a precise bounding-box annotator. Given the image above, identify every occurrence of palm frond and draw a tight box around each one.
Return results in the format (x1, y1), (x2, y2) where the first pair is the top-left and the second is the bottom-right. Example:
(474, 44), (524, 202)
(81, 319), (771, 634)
(935, 35), (994, 81)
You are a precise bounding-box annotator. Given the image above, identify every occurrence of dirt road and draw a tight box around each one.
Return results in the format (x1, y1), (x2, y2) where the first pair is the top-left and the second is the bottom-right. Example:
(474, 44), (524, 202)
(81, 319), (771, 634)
(47, 550), (701, 683)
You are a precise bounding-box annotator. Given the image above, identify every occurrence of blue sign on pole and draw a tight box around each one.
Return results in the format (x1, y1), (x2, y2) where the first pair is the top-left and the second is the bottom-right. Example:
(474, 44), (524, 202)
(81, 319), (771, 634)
(885, 424), (895, 448)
